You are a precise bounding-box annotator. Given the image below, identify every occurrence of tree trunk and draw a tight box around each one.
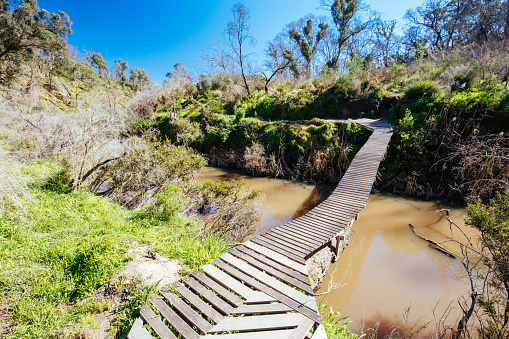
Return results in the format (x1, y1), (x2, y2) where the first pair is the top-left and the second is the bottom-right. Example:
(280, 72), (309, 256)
(506, 0), (509, 39)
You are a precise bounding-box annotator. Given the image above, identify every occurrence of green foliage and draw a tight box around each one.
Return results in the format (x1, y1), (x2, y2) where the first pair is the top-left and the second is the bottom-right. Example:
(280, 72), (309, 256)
(404, 80), (443, 101)
(84, 50), (108, 75)
(104, 133), (205, 206)
(0, 160), (229, 337)
(114, 58), (129, 82)
(289, 17), (329, 74)
(466, 191), (509, 337)
(0, 0), (72, 83)
(319, 301), (358, 339)
(129, 67), (151, 91)
(153, 184), (185, 219)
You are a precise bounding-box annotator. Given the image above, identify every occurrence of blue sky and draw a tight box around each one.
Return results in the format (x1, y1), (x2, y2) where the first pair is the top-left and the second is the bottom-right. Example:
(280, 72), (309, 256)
(38, 0), (424, 84)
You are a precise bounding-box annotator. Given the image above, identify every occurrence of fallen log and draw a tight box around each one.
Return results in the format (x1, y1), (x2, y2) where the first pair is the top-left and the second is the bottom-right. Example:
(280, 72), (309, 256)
(409, 224), (457, 259)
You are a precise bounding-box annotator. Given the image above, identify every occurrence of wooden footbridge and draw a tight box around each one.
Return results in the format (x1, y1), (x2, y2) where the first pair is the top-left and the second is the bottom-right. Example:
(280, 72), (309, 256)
(128, 119), (393, 339)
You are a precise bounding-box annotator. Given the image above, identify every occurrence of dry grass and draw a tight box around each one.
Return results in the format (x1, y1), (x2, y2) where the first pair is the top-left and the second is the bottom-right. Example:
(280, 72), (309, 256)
(447, 133), (509, 201)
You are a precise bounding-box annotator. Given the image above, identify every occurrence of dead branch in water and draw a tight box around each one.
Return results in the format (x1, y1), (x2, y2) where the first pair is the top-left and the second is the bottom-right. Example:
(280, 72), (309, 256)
(408, 223), (457, 258)
(313, 265), (347, 296)
(436, 209), (481, 255)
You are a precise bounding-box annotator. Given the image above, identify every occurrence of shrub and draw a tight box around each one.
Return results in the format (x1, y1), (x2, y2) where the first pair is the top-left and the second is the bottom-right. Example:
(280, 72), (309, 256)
(185, 180), (263, 241)
(404, 80), (443, 101)
(98, 133), (205, 207)
(17, 104), (127, 189)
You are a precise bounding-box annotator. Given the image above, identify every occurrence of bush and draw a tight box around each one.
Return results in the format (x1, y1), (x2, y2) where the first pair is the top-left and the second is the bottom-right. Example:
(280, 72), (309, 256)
(185, 180), (263, 241)
(17, 104), (127, 189)
(98, 133), (205, 207)
(404, 80), (443, 101)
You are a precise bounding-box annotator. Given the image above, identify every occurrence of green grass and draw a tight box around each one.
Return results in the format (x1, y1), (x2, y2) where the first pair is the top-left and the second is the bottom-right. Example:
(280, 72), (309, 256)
(0, 160), (228, 338)
(319, 301), (359, 339)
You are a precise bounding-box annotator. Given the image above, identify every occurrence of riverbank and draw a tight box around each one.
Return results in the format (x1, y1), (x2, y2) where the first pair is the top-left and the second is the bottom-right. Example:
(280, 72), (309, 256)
(0, 159), (230, 337)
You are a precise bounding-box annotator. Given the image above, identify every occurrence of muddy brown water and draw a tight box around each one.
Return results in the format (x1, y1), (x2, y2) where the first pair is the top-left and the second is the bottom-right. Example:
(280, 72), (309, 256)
(199, 167), (478, 337)
(318, 194), (478, 338)
(197, 167), (332, 232)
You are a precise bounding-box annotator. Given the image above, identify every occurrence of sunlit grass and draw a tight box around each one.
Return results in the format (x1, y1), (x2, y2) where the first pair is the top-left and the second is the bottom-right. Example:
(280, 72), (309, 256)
(0, 160), (228, 337)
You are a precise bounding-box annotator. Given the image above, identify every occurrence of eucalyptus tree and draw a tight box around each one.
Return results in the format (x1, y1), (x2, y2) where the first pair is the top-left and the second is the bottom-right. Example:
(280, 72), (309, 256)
(289, 17), (328, 75)
(0, 0), (72, 82)
(129, 67), (151, 91)
(114, 58), (129, 82)
(85, 50), (108, 76)
(321, 0), (368, 70)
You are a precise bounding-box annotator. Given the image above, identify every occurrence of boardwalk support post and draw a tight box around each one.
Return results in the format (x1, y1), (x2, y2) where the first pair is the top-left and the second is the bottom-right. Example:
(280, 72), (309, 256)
(334, 235), (345, 259)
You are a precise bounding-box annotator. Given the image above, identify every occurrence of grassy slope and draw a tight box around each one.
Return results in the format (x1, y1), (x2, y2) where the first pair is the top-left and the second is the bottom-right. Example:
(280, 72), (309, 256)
(0, 160), (228, 337)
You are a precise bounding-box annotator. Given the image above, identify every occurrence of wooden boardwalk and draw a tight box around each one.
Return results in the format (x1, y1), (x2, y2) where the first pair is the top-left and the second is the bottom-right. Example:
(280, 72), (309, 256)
(128, 119), (393, 339)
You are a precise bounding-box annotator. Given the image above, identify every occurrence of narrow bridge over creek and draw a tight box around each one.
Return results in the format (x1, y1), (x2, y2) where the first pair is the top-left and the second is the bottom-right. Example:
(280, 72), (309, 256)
(128, 118), (394, 339)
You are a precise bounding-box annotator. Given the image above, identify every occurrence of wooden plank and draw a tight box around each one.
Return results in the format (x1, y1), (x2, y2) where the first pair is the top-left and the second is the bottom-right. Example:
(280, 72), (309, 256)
(310, 209), (356, 225)
(278, 224), (331, 242)
(236, 246), (310, 284)
(271, 228), (323, 247)
(139, 304), (177, 339)
(202, 264), (253, 299)
(251, 237), (306, 265)
(213, 259), (322, 324)
(307, 211), (349, 225)
(229, 248), (313, 295)
(219, 253), (315, 307)
(273, 227), (326, 246)
(181, 276), (233, 315)
(191, 270), (243, 306)
(173, 282), (223, 324)
(266, 229), (319, 249)
(319, 201), (362, 215)
(209, 313), (305, 333)
(245, 291), (277, 304)
(292, 217), (338, 233)
(127, 317), (153, 339)
(232, 303), (294, 315)
(289, 317), (315, 339)
(311, 324), (327, 339)
(201, 329), (294, 339)
(150, 295), (200, 339)
(260, 233), (310, 256)
(160, 288), (213, 334)
(311, 207), (357, 222)
(293, 219), (340, 237)
(245, 239), (308, 275)
(282, 222), (333, 239)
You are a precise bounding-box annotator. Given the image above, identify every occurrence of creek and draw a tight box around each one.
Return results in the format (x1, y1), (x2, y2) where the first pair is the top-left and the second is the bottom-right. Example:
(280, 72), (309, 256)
(199, 167), (478, 338)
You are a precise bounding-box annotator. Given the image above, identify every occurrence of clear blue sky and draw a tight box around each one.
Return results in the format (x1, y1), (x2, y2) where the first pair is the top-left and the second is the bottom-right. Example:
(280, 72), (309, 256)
(38, 0), (423, 84)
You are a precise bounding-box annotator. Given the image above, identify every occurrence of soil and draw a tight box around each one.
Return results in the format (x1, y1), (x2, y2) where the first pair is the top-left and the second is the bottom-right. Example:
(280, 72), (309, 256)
(83, 247), (182, 338)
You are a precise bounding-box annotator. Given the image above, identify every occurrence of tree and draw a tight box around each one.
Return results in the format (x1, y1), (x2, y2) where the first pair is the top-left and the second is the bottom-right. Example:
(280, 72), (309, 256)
(129, 67), (151, 91)
(226, 2), (255, 96)
(289, 17), (328, 74)
(404, 0), (507, 50)
(262, 42), (291, 93)
(42, 47), (70, 90)
(322, 0), (367, 70)
(372, 17), (397, 67)
(114, 58), (128, 82)
(84, 50), (108, 76)
(68, 60), (97, 104)
(0, 0), (72, 82)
